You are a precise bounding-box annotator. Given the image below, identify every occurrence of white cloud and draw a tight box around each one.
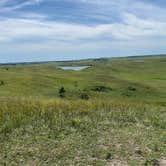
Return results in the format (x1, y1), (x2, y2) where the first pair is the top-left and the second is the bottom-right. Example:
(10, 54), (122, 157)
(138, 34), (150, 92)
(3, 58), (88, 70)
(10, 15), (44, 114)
(0, 0), (43, 12)
(1, 13), (166, 44)
(0, 0), (166, 61)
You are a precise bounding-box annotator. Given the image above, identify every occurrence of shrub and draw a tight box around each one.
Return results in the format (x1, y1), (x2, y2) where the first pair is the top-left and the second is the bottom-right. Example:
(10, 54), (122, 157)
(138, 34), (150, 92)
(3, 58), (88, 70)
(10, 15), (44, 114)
(80, 93), (89, 100)
(0, 80), (4, 86)
(127, 86), (136, 91)
(59, 87), (66, 98)
(91, 86), (112, 92)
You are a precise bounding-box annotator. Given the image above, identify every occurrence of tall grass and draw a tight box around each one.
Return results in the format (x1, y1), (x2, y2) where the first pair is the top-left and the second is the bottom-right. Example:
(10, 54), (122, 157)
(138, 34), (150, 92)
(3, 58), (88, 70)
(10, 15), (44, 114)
(0, 97), (91, 134)
(0, 97), (165, 165)
(0, 97), (165, 135)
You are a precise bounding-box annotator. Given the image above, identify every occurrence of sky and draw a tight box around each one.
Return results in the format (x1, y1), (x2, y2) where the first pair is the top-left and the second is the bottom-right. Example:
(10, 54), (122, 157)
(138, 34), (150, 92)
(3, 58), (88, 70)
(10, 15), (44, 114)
(0, 0), (166, 63)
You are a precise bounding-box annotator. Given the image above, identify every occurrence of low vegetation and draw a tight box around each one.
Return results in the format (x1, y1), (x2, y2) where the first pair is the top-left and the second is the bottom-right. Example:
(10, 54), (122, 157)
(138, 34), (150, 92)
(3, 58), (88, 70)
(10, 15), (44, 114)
(0, 98), (166, 165)
(90, 85), (112, 92)
(0, 55), (166, 165)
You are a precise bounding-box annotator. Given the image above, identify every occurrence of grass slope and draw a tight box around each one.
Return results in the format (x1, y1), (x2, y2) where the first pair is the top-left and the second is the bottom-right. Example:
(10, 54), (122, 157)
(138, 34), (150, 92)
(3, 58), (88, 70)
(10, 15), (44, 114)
(0, 55), (166, 165)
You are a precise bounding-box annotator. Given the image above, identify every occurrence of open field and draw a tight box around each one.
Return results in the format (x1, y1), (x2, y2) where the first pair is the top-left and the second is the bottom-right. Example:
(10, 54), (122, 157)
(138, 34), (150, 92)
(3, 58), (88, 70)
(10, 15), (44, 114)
(0, 55), (166, 165)
(0, 55), (166, 102)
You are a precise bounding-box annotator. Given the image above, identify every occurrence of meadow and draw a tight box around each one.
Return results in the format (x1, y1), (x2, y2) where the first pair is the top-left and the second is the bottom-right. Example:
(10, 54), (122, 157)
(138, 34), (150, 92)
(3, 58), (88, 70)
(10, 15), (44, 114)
(0, 55), (166, 165)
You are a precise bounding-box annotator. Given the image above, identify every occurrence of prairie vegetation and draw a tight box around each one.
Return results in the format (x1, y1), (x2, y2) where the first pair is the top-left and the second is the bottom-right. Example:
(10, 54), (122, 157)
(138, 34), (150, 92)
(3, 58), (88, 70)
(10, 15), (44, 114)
(0, 55), (166, 165)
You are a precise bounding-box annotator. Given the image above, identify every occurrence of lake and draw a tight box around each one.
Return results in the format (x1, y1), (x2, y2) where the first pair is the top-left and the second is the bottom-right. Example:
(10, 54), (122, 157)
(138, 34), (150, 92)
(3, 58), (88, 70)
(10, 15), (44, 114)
(58, 66), (90, 71)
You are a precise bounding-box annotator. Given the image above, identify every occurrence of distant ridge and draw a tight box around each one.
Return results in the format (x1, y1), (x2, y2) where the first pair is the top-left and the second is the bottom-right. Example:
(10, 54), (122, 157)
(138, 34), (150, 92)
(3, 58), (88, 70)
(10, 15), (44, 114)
(0, 54), (165, 66)
(125, 54), (166, 58)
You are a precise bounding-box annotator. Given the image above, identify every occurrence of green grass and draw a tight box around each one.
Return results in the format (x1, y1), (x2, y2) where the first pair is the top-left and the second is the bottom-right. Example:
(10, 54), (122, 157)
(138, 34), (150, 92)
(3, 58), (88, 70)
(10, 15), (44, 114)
(0, 55), (166, 165)
(0, 56), (166, 102)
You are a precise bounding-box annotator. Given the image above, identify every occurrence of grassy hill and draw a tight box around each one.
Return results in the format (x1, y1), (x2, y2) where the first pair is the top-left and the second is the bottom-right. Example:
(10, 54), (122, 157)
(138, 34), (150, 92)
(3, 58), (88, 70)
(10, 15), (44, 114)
(0, 55), (166, 165)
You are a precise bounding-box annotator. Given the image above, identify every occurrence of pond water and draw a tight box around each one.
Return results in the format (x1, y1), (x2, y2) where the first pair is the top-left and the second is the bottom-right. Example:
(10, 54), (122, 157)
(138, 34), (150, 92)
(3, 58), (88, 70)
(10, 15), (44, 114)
(58, 66), (90, 71)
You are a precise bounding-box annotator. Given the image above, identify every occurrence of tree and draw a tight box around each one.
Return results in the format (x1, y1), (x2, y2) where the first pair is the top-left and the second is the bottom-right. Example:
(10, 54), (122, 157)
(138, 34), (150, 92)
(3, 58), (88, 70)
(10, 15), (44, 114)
(59, 87), (66, 98)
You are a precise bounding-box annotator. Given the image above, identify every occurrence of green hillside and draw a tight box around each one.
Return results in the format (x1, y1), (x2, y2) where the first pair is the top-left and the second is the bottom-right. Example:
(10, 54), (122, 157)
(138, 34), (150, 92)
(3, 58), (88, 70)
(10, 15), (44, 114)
(0, 55), (166, 165)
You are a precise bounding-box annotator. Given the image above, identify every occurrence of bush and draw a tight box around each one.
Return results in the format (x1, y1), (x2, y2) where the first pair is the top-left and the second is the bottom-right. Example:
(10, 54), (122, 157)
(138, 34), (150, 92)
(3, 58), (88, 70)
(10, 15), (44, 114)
(59, 87), (66, 98)
(80, 93), (89, 100)
(0, 80), (4, 86)
(127, 86), (136, 91)
(91, 86), (112, 92)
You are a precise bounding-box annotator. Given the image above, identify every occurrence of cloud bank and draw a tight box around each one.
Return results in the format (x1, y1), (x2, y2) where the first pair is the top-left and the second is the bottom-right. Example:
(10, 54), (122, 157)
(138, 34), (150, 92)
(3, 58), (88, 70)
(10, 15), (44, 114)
(0, 0), (166, 62)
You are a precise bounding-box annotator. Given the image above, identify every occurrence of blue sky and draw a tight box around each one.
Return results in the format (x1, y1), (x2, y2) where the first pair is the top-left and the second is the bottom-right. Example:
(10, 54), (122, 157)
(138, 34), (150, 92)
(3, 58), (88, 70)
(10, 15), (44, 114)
(0, 0), (166, 63)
